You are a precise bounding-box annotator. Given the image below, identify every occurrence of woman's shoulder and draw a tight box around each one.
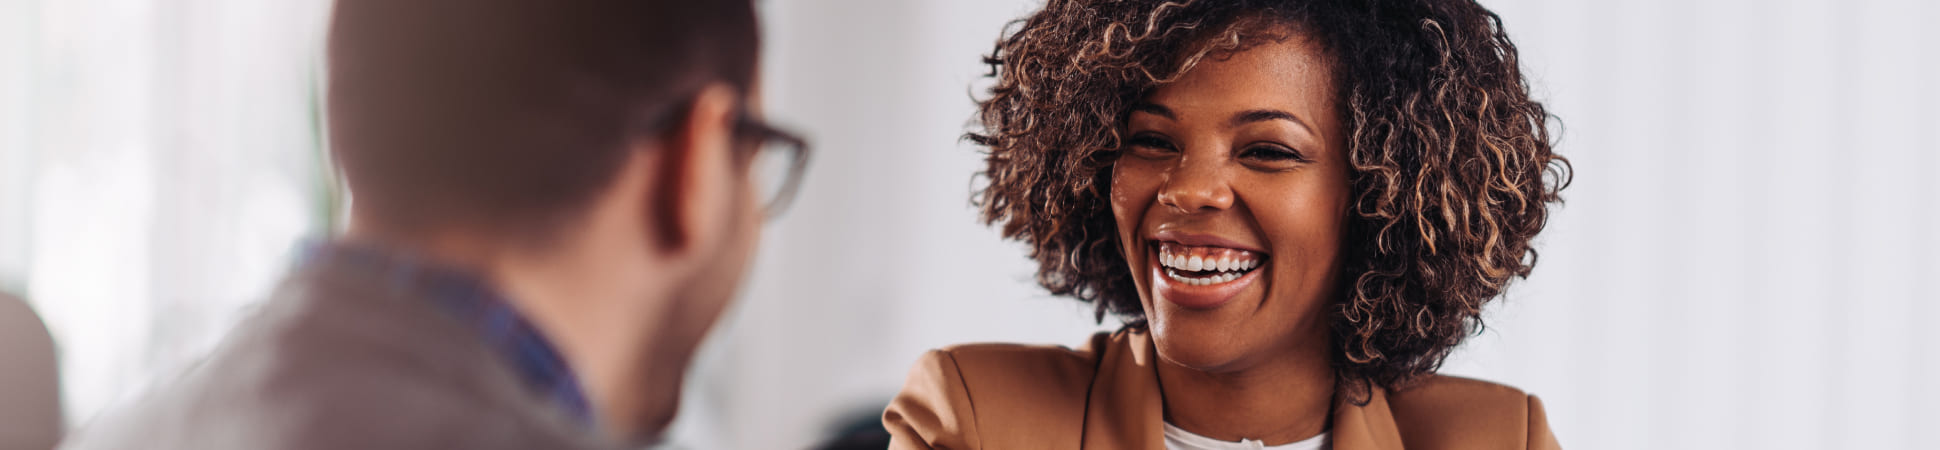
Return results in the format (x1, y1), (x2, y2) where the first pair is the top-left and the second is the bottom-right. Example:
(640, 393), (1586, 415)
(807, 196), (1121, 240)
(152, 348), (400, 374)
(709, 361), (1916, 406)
(1386, 374), (1535, 409)
(882, 332), (1118, 449)
(927, 330), (1116, 384)
(904, 331), (1115, 406)
(1381, 375), (1560, 449)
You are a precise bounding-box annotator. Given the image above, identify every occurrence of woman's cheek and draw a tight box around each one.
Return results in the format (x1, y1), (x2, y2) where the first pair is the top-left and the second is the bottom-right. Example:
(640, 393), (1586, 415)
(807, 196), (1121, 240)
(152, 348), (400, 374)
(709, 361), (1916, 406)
(1109, 164), (1154, 235)
(1108, 168), (1133, 250)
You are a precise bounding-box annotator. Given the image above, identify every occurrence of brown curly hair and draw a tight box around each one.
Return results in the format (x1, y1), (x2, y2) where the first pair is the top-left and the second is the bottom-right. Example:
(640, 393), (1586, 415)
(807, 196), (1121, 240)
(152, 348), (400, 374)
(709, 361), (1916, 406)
(970, 0), (1571, 396)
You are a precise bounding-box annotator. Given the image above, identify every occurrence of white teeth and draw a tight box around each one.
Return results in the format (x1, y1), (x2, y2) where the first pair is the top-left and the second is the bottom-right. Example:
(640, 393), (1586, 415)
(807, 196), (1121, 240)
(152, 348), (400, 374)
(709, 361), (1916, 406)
(1163, 268), (1249, 286)
(1158, 246), (1264, 275)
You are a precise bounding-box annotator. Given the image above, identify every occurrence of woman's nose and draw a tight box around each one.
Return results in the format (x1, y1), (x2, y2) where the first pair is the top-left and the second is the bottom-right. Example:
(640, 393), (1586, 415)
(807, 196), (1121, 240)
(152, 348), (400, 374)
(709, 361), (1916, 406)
(1156, 155), (1234, 213)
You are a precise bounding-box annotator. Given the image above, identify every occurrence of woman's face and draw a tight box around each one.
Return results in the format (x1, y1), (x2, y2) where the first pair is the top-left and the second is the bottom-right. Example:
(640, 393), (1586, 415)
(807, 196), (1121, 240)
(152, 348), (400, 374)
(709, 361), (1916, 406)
(1111, 34), (1351, 372)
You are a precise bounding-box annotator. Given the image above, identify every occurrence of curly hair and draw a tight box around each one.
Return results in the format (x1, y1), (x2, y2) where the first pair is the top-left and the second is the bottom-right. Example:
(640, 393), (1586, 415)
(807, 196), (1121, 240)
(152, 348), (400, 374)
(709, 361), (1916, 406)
(970, 0), (1571, 397)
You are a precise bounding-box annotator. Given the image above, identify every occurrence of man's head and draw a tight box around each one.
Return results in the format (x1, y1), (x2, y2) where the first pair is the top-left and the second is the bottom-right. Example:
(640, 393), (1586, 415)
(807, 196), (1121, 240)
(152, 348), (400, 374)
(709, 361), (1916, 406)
(327, 0), (759, 237)
(327, 0), (779, 438)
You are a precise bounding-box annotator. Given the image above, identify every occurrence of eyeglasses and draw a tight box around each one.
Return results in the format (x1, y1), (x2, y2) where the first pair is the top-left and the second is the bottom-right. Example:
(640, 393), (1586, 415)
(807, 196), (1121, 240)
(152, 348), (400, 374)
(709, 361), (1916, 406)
(731, 114), (810, 220)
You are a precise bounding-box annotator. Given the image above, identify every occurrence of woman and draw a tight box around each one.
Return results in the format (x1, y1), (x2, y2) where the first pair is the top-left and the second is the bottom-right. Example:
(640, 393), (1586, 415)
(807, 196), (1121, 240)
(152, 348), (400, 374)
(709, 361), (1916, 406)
(885, 0), (1569, 448)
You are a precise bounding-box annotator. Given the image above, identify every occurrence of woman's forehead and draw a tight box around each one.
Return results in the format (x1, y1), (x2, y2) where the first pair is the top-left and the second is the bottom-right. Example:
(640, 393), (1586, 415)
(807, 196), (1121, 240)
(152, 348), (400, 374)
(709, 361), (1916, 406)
(1139, 37), (1338, 131)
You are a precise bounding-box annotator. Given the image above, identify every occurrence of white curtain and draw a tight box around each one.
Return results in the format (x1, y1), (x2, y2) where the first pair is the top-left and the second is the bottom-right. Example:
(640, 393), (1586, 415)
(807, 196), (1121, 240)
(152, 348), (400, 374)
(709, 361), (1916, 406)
(0, 0), (334, 427)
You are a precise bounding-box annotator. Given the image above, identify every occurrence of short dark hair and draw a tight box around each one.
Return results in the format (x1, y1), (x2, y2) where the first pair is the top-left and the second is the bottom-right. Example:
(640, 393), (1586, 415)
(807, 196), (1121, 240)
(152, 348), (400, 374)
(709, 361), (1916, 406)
(972, 0), (1570, 397)
(327, 0), (759, 235)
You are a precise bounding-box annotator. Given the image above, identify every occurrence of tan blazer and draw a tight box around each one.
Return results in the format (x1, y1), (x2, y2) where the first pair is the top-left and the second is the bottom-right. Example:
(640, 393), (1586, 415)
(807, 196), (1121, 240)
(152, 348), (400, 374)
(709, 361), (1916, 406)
(884, 328), (1560, 449)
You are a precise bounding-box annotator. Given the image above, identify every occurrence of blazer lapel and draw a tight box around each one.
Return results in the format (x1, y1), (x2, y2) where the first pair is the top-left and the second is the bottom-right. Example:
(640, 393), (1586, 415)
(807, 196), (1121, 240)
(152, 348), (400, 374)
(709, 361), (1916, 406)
(1081, 329), (1167, 450)
(1328, 386), (1406, 450)
(1081, 329), (1407, 450)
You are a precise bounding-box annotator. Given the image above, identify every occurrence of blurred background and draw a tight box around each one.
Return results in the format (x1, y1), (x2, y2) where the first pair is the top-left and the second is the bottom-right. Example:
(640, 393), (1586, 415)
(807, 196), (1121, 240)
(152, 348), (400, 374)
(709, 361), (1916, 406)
(1, 0), (1936, 449)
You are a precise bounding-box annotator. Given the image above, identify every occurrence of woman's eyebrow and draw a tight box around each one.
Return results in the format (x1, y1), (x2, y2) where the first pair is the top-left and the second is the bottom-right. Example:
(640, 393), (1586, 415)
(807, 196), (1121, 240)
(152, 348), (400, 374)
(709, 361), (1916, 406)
(1129, 102), (1175, 119)
(1231, 109), (1315, 136)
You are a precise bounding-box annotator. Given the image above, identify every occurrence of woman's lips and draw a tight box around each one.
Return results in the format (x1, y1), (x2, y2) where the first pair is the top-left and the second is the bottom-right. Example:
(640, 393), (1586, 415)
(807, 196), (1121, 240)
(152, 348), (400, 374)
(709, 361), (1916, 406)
(1152, 229), (1267, 253)
(1151, 242), (1265, 310)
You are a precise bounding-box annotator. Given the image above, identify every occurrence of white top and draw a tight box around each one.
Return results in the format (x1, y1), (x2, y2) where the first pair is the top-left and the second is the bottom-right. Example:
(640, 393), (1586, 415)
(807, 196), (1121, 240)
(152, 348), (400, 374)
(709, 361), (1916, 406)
(1162, 422), (1330, 450)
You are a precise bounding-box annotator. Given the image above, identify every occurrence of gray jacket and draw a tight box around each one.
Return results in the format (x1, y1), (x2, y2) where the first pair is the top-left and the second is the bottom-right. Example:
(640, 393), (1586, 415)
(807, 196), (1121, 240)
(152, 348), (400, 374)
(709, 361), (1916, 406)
(59, 255), (627, 450)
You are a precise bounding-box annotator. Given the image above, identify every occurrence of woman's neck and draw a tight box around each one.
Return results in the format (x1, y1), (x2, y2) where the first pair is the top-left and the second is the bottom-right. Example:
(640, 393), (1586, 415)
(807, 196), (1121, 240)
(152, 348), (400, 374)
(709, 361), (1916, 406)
(1156, 343), (1335, 446)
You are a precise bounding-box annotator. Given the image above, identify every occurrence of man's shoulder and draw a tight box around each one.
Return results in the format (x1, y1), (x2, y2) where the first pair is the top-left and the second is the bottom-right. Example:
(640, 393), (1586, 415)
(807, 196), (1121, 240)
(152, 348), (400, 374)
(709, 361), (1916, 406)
(61, 269), (610, 450)
(1383, 374), (1557, 449)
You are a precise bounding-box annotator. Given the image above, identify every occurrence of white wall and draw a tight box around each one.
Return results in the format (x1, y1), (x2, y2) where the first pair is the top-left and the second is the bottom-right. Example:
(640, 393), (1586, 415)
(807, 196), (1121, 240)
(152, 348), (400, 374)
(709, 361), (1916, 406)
(1457, 1), (1939, 448)
(669, 0), (1940, 449)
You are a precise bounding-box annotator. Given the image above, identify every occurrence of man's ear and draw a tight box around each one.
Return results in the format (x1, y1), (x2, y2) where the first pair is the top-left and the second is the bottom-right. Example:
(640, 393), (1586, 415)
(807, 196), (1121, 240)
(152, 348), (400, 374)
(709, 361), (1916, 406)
(649, 83), (740, 257)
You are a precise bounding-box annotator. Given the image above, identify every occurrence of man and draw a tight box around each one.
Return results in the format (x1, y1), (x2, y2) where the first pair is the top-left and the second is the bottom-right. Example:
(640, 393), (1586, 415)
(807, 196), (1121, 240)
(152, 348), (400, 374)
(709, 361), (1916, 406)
(61, 0), (804, 448)
(0, 291), (61, 449)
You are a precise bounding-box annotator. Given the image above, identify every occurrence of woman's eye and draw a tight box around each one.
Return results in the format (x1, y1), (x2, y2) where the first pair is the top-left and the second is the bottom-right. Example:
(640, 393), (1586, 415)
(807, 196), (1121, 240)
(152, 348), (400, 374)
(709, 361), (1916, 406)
(1239, 144), (1308, 163)
(1127, 134), (1178, 155)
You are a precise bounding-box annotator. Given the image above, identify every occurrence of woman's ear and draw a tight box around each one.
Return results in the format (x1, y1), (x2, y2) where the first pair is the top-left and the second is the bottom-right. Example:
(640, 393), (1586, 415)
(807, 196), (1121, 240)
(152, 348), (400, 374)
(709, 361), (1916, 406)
(649, 83), (741, 257)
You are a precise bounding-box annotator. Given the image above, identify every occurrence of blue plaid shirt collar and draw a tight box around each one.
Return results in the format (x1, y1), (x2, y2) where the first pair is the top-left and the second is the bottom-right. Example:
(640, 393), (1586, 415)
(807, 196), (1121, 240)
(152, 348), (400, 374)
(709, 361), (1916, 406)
(302, 241), (595, 425)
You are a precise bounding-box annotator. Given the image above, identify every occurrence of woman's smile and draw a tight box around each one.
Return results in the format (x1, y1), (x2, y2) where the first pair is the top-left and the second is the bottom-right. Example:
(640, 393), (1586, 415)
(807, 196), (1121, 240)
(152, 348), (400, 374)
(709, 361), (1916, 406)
(1150, 237), (1269, 309)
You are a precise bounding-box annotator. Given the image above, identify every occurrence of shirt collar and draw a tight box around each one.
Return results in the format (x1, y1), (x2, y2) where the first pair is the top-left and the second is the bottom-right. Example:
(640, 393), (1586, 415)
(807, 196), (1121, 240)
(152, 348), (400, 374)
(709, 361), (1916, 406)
(1083, 328), (1405, 450)
(301, 240), (596, 425)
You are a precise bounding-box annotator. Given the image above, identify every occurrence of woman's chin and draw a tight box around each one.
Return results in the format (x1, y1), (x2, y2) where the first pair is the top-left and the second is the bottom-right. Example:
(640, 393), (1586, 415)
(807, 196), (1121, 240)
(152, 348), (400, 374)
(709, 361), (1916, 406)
(1147, 320), (1261, 372)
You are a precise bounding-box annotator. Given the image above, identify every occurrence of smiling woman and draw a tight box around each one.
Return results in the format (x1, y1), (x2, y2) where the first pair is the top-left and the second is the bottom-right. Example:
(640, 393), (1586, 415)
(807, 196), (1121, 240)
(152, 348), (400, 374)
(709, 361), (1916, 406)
(883, 0), (1569, 449)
